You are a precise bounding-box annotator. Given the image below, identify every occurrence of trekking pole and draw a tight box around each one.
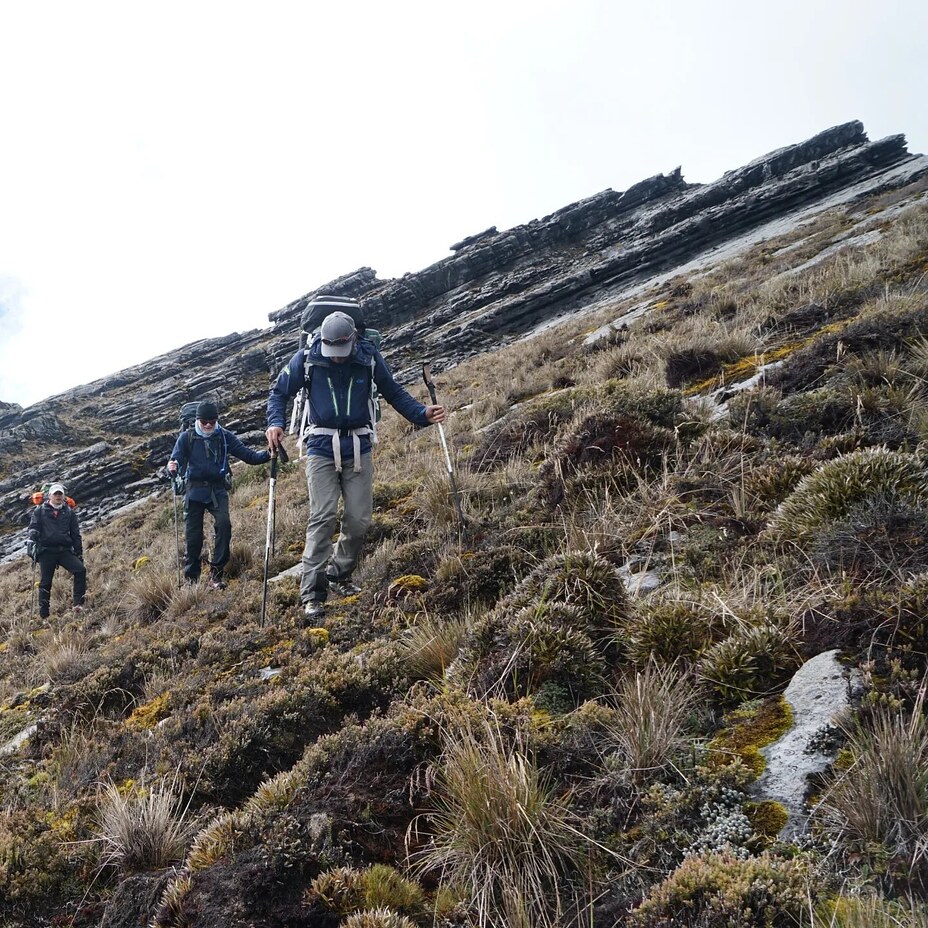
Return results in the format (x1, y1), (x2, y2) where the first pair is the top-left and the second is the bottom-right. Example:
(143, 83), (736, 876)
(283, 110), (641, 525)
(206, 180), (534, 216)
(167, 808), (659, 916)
(422, 363), (466, 533)
(260, 442), (289, 627)
(170, 476), (183, 588)
(30, 556), (37, 619)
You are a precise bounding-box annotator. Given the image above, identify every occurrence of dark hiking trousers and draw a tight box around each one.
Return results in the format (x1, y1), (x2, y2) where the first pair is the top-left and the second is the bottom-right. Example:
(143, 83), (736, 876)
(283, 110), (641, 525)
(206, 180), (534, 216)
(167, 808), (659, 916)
(184, 493), (231, 582)
(38, 549), (87, 618)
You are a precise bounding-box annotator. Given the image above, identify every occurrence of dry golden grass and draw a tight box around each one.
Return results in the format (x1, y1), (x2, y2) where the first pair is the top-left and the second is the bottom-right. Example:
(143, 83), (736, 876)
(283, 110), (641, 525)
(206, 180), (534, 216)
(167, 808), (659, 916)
(41, 629), (93, 683)
(605, 661), (699, 786)
(414, 714), (587, 928)
(815, 685), (928, 888)
(92, 772), (200, 872)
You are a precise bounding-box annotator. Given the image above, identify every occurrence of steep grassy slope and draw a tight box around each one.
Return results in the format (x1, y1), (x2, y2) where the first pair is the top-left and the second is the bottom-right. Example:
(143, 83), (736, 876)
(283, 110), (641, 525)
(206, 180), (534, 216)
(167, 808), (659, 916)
(1, 179), (928, 926)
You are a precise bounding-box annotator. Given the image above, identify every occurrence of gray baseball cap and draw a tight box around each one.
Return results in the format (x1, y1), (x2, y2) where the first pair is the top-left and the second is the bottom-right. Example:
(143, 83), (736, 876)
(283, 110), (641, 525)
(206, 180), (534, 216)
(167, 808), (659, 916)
(320, 311), (357, 358)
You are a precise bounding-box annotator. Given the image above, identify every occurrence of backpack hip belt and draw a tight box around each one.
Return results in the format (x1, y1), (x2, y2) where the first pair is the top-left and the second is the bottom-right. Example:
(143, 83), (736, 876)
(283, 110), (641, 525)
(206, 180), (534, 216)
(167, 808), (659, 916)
(307, 426), (376, 473)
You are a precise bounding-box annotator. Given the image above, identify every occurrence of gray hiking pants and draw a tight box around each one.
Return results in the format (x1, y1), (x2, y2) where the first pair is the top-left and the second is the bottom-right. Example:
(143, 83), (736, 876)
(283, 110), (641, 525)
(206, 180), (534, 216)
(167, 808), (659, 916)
(300, 452), (373, 604)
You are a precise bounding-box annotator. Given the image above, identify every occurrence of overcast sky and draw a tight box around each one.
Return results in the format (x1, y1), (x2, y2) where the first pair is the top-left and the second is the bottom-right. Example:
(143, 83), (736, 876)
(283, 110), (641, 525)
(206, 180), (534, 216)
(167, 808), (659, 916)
(1, 0), (925, 408)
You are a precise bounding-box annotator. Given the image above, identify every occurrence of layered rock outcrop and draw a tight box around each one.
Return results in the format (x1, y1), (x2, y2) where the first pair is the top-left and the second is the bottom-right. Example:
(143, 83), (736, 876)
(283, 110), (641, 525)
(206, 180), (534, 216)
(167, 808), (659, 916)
(1, 121), (926, 560)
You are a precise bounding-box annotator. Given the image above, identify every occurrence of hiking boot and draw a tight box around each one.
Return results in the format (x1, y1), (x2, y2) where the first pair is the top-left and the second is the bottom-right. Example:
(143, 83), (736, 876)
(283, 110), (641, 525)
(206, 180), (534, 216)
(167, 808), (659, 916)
(208, 578), (227, 590)
(327, 577), (361, 597)
(72, 604), (85, 613)
(303, 601), (326, 621)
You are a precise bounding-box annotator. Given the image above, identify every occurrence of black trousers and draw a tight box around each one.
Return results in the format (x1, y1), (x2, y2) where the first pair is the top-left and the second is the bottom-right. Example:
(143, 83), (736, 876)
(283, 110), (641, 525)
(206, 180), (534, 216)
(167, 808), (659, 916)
(184, 494), (231, 581)
(38, 549), (87, 618)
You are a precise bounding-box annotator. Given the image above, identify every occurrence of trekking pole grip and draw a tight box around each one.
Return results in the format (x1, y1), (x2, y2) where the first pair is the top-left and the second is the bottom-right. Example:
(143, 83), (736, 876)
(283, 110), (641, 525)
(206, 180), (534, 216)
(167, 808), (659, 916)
(422, 362), (443, 408)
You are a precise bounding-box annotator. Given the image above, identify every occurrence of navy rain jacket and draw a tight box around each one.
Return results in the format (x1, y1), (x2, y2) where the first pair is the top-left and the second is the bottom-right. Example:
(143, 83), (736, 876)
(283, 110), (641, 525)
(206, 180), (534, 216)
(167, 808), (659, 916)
(29, 502), (83, 557)
(267, 337), (428, 461)
(170, 425), (270, 504)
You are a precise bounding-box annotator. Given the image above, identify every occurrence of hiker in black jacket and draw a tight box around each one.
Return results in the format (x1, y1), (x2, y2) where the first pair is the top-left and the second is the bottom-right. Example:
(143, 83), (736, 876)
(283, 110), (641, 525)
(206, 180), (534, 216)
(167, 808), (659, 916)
(27, 482), (87, 619)
(168, 400), (271, 588)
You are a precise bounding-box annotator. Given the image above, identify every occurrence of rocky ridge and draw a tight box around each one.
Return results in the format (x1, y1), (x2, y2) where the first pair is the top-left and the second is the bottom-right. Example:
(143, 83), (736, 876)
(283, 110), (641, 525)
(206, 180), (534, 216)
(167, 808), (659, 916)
(1, 120), (926, 560)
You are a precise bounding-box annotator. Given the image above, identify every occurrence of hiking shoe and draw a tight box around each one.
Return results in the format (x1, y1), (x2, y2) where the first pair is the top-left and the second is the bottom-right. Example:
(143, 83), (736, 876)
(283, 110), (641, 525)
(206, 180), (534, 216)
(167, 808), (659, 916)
(303, 601), (326, 621)
(327, 577), (361, 597)
(72, 605), (85, 613)
(208, 578), (227, 590)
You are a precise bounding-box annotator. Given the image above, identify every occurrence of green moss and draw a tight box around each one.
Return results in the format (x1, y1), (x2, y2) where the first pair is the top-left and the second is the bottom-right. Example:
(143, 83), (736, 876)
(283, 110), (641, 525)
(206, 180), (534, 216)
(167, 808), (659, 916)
(745, 799), (789, 838)
(126, 691), (170, 730)
(388, 575), (428, 594)
(708, 696), (793, 779)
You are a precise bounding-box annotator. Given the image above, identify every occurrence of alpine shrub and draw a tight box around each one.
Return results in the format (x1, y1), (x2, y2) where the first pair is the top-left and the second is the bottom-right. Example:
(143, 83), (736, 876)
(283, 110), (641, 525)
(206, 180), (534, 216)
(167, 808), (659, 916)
(769, 447), (928, 541)
(699, 623), (800, 704)
(629, 850), (812, 927)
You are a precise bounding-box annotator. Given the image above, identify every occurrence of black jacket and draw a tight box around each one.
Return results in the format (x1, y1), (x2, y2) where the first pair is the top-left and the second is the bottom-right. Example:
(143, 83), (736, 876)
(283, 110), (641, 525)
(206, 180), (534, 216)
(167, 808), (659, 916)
(28, 502), (83, 557)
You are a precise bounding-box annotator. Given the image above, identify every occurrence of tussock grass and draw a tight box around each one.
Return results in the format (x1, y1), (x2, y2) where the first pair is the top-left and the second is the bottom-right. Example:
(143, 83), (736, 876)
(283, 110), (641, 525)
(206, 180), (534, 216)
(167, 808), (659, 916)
(415, 716), (587, 928)
(121, 568), (179, 624)
(399, 614), (468, 681)
(815, 685), (928, 889)
(812, 894), (928, 927)
(92, 772), (200, 872)
(41, 629), (93, 683)
(605, 662), (699, 785)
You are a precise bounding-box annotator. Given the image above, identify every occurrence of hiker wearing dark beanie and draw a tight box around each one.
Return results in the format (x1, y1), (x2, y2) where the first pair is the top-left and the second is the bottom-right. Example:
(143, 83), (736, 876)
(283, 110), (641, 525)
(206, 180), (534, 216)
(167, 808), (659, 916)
(167, 399), (270, 588)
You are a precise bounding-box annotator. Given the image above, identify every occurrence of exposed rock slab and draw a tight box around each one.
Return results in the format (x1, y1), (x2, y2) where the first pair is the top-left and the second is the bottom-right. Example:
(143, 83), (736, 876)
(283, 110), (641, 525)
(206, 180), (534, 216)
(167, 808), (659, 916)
(753, 649), (859, 839)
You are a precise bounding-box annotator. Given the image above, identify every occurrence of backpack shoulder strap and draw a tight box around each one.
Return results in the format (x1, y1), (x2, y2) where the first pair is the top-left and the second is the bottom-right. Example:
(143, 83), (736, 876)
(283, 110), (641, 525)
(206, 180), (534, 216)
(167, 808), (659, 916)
(303, 346), (317, 388)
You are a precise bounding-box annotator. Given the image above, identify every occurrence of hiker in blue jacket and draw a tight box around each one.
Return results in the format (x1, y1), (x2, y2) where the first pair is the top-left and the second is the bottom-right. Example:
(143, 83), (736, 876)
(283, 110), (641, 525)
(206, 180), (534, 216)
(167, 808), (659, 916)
(266, 311), (445, 619)
(168, 400), (270, 588)
(27, 482), (86, 619)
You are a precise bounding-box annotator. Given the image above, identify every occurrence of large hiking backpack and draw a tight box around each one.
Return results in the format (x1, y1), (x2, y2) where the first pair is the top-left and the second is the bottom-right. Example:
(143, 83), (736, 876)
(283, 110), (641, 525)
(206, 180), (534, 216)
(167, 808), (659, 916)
(30, 486), (77, 508)
(300, 294), (368, 337)
(290, 295), (384, 449)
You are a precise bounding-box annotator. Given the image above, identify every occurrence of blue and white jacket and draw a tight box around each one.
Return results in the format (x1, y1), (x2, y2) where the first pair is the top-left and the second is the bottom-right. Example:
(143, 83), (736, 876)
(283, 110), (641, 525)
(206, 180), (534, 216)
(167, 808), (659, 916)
(267, 337), (429, 463)
(170, 425), (270, 504)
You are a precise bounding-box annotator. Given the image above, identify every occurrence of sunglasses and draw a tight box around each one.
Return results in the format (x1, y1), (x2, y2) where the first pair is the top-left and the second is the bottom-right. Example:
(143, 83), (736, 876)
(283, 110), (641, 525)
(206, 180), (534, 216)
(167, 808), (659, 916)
(321, 333), (355, 346)
(198, 418), (217, 425)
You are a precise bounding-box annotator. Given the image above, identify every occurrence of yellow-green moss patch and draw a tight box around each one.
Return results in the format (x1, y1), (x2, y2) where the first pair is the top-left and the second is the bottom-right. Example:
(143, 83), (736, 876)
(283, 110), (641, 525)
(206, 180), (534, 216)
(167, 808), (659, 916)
(708, 696), (793, 779)
(745, 799), (789, 837)
(389, 575), (428, 596)
(126, 692), (170, 730)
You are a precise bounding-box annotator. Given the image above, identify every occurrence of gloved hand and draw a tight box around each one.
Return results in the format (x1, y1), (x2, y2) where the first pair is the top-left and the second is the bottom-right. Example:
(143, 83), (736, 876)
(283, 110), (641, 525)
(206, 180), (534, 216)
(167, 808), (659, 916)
(26, 540), (37, 561)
